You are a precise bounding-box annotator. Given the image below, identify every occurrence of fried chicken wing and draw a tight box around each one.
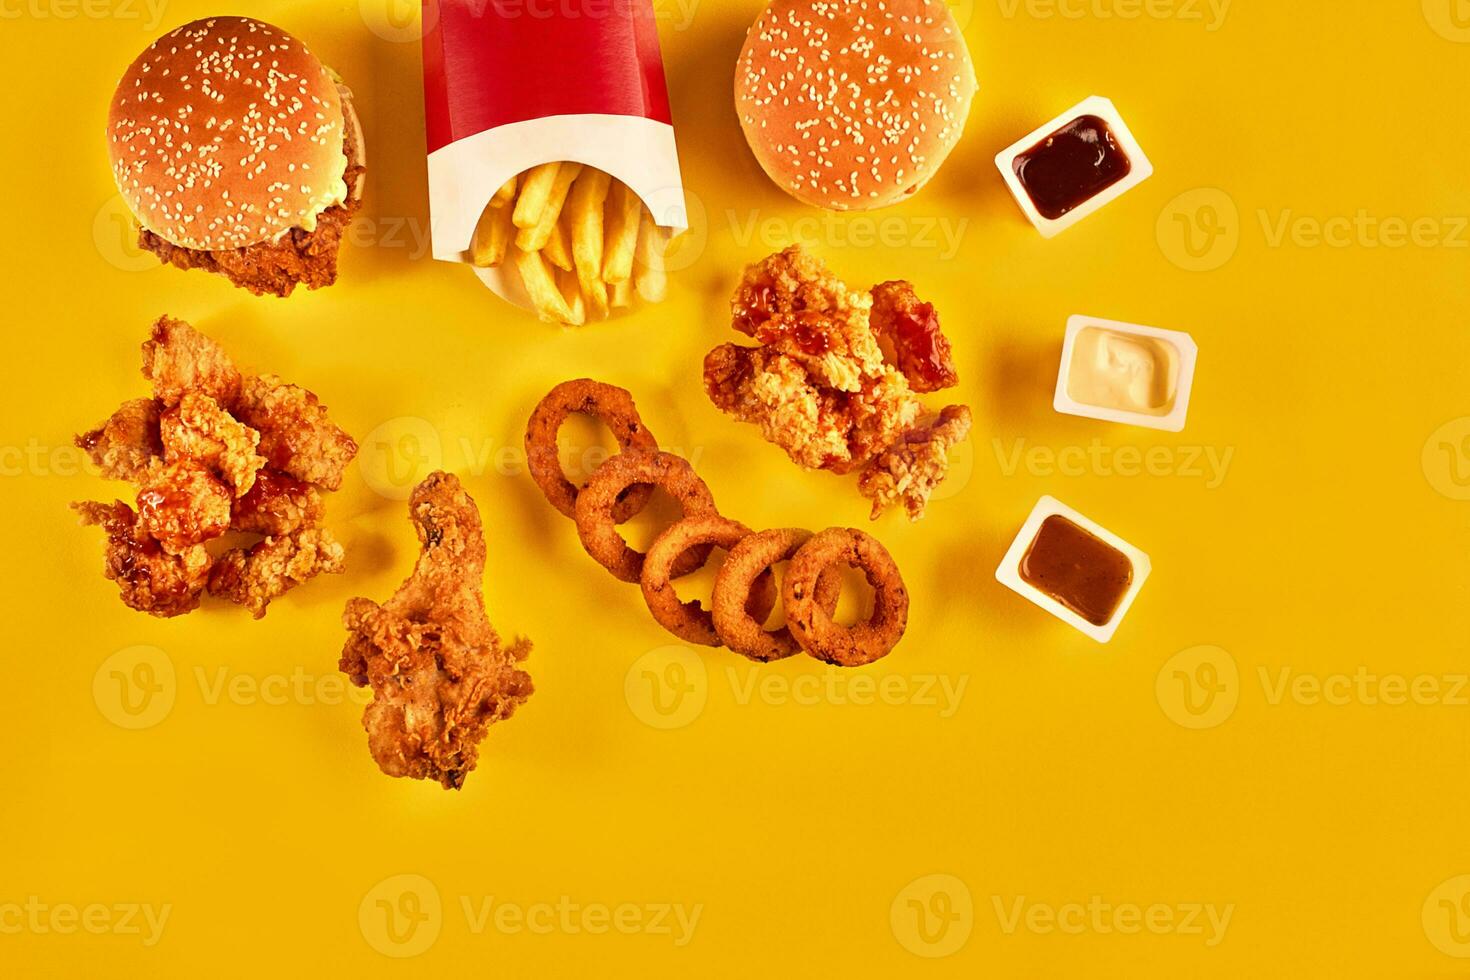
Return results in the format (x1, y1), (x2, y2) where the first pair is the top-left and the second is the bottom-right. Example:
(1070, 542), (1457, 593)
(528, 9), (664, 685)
(870, 280), (960, 393)
(135, 459), (232, 553)
(76, 399), (162, 482)
(208, 528), (345, 619)
(140, 316), (242, 408)
(858, 406), (973, 521)
(234, 375), (358, 490)
(72, 501), (212, 618)
(230, 469), (324, 536)
(160, 392), (264, 496)
(340, 472), (533, 790)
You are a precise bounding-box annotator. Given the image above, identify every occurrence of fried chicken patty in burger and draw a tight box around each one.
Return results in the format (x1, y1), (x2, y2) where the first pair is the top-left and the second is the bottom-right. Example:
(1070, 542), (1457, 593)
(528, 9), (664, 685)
(106, 17), (366, 297)
(735, 0), (976, 212)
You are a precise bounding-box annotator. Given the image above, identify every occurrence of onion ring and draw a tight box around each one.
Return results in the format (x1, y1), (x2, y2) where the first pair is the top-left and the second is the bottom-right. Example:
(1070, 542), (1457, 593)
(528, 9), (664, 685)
(641, 515), (777, 646)
(525, 379), (658, 522)
(712, 528), (843, 662)
(784, 528), (909, 667)
(574, 450), (718, 583)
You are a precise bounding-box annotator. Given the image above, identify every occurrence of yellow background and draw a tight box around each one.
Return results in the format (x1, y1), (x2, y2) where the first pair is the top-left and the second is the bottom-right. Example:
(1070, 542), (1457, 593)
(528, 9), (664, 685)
(2, 0), (1468, 975)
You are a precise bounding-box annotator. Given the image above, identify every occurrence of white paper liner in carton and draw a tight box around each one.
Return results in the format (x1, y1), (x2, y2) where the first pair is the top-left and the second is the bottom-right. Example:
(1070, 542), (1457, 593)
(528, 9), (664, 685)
(421, 0), (687, 311)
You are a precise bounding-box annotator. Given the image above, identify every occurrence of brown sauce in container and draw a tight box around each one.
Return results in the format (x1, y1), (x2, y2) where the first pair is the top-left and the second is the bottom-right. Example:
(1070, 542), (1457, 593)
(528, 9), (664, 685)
(1019, 515), (1133, 626)
(1013, 114), (1132, 220)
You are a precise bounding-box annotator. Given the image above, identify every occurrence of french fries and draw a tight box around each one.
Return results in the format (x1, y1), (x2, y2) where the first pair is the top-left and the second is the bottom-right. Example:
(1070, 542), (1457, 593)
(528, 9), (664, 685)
(515, 162), (582, 253)
(469, 162), (678, 326)
(633, 209), (668, 304)
(470, 197), (514, 268)
(602, 180), (641, 284)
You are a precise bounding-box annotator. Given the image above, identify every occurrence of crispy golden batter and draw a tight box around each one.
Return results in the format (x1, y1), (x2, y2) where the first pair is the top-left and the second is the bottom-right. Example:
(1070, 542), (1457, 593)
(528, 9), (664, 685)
(209, 528), (345, 619)
(72, 501), (212, 618)
(230, 469), (324, 536)
(707, 247), (970, 518)
(340, 472), (533, 790)
(234, 375), (358, 491)
(707, 246), (922, 475)
(870, 280), (960, 394)
(730, 244), (884, 392)
(135, 459), (233, 553)
(140, 316), (242, 408)
(858, 406), (973, 521)
(161, 392), (264, 497)
(76, 399), (162, 482)
(76, 316), (356, 617)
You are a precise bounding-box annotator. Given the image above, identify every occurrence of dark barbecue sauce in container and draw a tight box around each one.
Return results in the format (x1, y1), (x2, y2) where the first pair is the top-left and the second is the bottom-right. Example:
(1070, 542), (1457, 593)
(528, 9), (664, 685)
(1013, 115), (1132, 220)
(1019, 515), (1134, 626)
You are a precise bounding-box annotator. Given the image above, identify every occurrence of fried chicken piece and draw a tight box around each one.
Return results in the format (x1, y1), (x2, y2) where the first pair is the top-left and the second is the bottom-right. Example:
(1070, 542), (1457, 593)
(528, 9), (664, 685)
(230, 469), (325, 536)
(233, 375), (358, 491)
(709, 248), (967, 522)
(208, 528), (346, 619)
(76, 399), (162, 481)
(160, 392), (264, 497)
(340, 472), (533, 790)
(135, 459), (232, 553)
(858, 406), (973, 522)
(870, 281), (959, 393)
(72, 501), (212, 618)
(140, 316), (243, 408)
(731, 245), (883, 392)
(704, 344), (918, 473)
(709, 246), (924, 475)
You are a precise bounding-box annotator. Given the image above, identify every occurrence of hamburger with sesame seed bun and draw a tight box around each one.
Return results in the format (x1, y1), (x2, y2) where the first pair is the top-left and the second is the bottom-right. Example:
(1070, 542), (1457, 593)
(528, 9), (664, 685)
(734, 0), (976, 212)
(106, 17), (365, 297)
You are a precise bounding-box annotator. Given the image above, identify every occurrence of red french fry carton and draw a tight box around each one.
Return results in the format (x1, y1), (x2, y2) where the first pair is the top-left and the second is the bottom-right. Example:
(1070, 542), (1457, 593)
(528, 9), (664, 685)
(421, 0), (688, 311)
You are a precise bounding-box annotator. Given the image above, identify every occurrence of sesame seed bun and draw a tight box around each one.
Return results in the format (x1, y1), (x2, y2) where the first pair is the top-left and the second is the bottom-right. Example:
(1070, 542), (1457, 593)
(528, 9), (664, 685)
(107, 17), (354, 251)
(735, 0), (977, 212)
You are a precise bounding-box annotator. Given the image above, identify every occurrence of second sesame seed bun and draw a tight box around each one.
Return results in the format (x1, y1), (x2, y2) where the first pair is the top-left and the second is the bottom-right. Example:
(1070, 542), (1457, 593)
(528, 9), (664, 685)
(107, 17), (354, 251)
(734, 0), (977, 212)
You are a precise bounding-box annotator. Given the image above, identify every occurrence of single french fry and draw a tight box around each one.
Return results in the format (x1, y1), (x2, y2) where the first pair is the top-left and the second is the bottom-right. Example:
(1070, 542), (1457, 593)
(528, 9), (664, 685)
(470, 200), (514, 267)
(568, 168), (612, 292)
(633, 209), (668, 303)
(491, 174), (518, 208)
(557, 268), (587, 326)
(568, 168), (614, 319)
(512, 162), (561, 229)
(514, 247), (574, 324)
(601, 180), (641, 284)
(543, 219), (573, 272)
(609, 278), (633, 309)
(583, 277), (610, 321)
(516, 162), (582, 252)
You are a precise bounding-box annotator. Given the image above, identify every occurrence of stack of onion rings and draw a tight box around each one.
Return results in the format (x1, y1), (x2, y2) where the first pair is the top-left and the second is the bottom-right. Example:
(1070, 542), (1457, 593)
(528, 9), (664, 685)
(526, 380), (910, 666)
